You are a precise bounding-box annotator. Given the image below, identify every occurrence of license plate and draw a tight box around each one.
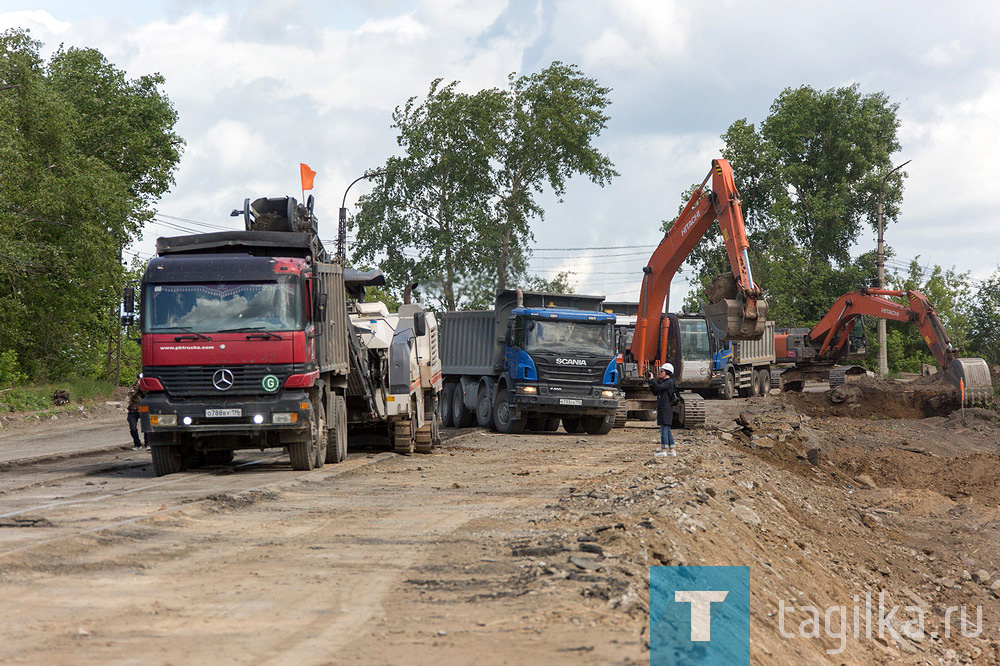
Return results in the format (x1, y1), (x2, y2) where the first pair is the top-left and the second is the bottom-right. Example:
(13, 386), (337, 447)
(205, 408), (242, 418)
(559, 398), (583, 406)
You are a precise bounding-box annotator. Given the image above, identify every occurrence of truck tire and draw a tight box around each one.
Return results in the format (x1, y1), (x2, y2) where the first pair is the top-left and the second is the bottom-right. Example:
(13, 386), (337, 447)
(750, 369), (762, 397)
(721, 370), (736, 400)
(289, 396), (322, 471)
(452, 385), (473, 427)
(151, 444), (183, 477)
(757, 369), (770, 396)
(561, 417), (585, 434)
(476, 386), (494, 429)
(313, 405), (327, 469)
(326, 394), (348, 463)
(638, 410), (657, 422)
(584, 414), (615, 435)
(543, 417), (560, 432)
(441, 383), (456, 428)
(492, 388), (526, 434)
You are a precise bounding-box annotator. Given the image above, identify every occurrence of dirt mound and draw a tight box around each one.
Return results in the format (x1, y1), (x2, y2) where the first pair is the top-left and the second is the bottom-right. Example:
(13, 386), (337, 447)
(946, 407), (1000, 428)
(782, 375), (959, 419)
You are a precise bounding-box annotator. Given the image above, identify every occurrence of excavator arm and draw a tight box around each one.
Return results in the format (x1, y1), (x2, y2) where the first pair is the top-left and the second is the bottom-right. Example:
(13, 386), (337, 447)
(786, 288), (991, 404)
(809, 289), (956, 367)
(631, 159), (767, 370)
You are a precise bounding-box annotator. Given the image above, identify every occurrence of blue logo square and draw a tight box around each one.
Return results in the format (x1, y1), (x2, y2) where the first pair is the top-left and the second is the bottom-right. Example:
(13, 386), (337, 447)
(650, 566), (752, 665)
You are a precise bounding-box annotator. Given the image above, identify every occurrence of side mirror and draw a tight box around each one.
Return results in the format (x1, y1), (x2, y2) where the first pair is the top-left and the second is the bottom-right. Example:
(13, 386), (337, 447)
(121, 287), (136, 327)
(313, 292), (327, 324)
(413, 312), (427, 337)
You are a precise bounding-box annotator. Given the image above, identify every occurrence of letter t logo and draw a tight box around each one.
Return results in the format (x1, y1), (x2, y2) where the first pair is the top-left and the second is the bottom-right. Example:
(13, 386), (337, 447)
(675, 590), (729, 641)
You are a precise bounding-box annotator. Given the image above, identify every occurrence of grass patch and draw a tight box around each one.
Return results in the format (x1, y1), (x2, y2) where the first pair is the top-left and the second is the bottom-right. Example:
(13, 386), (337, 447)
(0, 378), (116, 413)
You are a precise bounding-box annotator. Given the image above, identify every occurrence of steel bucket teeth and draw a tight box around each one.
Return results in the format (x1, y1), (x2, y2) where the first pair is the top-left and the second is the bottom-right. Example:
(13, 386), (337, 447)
(947, 358), (993, 406)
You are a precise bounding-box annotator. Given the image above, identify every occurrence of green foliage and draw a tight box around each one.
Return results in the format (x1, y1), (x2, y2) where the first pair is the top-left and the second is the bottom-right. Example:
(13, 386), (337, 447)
(0, 349), (26, 387)
(682, 84), (902, 327)
(354, 62), (615, 311)
(967, 266), (1000, 366)
(0, 29), (182, 381)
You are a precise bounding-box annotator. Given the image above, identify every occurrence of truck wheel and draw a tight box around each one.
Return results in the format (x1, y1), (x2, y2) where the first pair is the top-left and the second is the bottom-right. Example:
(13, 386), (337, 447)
(151, 444), (183, 477)
(492, 388), (525, 434)
(584, 414), (615, 435)
(325, 394), (348, 464)
(543, 417), (560, 432)
(525, 416), (545, 431)
(312, 404), (327, 469)
(751, 370), (762, 397)
(452, 385), (473, 428)
(638, 410), (657, 422)
(757, 369), (770, 396)
(561, 417), (585, 434)
(476, 386), (494, 429)
(721, 370), (736, 400)
(288, 440), (315, 470)
(441, 383), (456, 428)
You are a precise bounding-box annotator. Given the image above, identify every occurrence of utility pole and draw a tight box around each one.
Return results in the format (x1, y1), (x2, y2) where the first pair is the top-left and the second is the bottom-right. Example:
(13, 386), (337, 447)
(877, 159), (910, 376)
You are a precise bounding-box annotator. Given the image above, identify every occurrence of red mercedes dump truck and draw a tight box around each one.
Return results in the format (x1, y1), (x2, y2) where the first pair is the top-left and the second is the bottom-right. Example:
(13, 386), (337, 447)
(123, 196), (352, 476)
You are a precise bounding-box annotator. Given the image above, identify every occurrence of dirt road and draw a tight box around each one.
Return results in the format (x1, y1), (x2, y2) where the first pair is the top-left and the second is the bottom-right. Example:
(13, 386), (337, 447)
(0, 388), (998, 664)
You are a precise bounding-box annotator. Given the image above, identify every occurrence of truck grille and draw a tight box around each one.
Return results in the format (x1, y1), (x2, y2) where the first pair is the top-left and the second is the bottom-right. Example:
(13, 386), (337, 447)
(534, 361), (606, 386)
(148, 364), (312, 397)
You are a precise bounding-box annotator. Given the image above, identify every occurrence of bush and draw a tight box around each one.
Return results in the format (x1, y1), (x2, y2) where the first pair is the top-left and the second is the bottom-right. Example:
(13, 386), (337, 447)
(0, 350), (27, 388)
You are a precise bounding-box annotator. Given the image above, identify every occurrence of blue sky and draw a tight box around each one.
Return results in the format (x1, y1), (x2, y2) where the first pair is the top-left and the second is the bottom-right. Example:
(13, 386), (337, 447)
(3, 0), (999, 308)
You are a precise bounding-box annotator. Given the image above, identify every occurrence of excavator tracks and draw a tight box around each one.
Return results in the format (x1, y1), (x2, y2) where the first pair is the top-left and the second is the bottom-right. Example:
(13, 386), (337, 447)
(392, 420), (415, 455)
(414, 424), (434, 454)
(677, 392), (706, 429)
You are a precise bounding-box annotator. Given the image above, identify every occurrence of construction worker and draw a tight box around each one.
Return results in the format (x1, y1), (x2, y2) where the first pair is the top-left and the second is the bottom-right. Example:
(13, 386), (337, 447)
(126, 373), (146, 449)
(647, 363), (679, 457)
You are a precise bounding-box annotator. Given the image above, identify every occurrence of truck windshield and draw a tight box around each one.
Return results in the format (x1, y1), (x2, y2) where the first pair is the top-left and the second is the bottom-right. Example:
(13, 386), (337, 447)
(679, 318), (710, 361)
(144, 280), (302, 333)
(524, 319), (613, 356)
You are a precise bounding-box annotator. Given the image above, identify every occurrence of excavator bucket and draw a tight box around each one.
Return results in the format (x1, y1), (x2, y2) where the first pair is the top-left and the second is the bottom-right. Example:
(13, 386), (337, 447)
(946, 357), (994, 406)
(702, 272), (768, 340)
(702, 297), (769, 340)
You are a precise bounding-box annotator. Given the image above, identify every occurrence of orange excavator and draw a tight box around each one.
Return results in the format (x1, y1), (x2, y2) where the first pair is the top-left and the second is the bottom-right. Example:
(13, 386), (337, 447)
(775, 288), (992, 404)
(622, 159), (768, 427)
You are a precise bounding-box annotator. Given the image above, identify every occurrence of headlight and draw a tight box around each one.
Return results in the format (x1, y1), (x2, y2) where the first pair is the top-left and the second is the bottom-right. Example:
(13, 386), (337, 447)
(601, 390), (616, 398)
(151, 414), (177, 426)
(521, 385), (538, 394)
(272, 412), (298, 424)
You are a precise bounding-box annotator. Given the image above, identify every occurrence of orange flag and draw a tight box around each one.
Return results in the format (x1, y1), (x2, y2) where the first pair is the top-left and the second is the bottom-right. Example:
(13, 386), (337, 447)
(300, 163), (317, 191)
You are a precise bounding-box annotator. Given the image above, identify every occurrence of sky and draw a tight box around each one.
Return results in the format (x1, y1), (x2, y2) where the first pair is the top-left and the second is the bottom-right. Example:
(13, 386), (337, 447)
(3, 0), (999, 309)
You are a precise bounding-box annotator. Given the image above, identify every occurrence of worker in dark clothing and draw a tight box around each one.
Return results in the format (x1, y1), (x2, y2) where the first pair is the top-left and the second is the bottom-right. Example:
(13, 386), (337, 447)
(647, 362), (679, 457)
(127, 374), (146, 449)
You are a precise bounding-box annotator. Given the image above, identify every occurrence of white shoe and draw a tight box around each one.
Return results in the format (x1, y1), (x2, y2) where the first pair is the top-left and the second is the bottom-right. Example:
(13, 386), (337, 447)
(653, 449), (669, 458)
(668, 449), (677, 457)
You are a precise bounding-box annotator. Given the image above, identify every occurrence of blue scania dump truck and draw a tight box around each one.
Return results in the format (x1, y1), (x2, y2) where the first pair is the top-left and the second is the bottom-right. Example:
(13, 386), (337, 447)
(438, 289), (621, 435)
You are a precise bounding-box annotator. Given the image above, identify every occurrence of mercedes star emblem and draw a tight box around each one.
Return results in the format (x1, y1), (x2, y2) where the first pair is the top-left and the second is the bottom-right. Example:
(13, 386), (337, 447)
(212, 368), (234, 391)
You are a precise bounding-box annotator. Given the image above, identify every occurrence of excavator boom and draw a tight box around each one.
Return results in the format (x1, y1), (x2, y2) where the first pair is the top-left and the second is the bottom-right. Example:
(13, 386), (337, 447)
(781, 288), (991, 404)
(631, 159), (767, 370)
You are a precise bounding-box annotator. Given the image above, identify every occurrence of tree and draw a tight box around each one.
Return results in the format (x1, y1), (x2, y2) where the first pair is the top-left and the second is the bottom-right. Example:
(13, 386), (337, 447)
(0, 29), (183, 380)
(681, 84), (903, 327)
(881, 259), (973, 373)
(352, 79), (505, 311)
(353, 62), (616, 310)
(968, 267), (1000, 367)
